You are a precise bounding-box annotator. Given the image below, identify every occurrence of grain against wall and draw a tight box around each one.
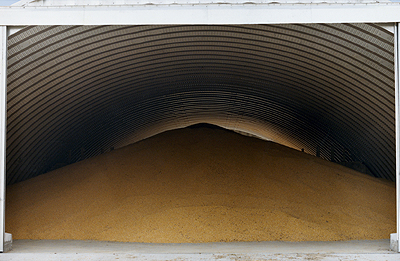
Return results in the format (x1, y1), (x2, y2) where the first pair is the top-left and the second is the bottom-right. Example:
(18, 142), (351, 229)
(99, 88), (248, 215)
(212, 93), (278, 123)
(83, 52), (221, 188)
(5, 127), (396, 243)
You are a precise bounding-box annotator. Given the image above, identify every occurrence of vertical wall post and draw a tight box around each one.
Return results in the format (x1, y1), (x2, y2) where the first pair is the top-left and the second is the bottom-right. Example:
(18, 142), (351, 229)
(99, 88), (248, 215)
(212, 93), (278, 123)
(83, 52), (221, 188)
(395, 22), (400, 253)
(0, 26), (7, 253)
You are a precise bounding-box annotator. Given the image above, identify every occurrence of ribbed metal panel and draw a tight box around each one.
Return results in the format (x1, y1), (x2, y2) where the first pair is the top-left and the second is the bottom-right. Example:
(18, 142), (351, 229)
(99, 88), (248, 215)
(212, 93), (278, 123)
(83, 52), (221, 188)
(6, 24), (395, 184)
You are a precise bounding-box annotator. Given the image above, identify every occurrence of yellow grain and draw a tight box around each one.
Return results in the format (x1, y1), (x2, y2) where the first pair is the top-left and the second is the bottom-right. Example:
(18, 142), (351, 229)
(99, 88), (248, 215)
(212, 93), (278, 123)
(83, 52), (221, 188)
(5, 127), (396, 242)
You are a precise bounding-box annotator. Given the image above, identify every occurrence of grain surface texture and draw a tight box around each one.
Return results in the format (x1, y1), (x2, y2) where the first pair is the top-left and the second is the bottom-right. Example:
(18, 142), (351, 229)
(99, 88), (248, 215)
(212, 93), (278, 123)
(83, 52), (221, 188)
(6, 127), (396, 242)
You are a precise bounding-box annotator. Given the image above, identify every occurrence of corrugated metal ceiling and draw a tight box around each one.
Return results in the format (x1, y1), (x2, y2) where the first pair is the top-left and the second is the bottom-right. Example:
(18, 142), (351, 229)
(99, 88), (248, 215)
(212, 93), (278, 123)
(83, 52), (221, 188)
(6, 23), (395, 184)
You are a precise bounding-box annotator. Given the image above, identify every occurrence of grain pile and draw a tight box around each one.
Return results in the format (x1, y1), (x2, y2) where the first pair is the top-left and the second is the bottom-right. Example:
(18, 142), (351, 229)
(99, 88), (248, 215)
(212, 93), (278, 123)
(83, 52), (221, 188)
(6, 126), (396, 243)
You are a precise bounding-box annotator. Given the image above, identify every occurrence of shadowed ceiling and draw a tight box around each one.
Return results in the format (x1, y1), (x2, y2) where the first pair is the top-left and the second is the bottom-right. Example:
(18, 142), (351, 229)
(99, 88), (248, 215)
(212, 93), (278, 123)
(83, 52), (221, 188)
(6, 23), (395, 184)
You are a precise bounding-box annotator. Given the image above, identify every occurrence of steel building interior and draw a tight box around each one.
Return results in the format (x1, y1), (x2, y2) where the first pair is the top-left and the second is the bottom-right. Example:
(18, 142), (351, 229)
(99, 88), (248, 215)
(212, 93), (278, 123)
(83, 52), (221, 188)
(6, 23), (395, 184)
(1, 0), (400, 258)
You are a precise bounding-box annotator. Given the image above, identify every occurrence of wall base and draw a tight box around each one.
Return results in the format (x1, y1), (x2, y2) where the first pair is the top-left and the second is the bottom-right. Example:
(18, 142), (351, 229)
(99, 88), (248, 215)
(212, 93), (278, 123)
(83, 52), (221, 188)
(390, 233), (398, 252)
(4, 233), (12, 252)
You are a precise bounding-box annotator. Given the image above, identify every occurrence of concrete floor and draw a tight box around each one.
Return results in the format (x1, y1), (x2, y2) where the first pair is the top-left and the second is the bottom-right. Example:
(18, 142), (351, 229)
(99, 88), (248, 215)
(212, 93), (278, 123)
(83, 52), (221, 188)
(1, 239), (400, 260)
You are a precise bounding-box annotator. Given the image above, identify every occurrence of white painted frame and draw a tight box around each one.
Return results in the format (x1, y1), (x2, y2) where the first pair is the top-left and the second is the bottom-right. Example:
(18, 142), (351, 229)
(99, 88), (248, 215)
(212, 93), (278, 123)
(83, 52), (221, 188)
(395, 22), (400, 253)
(0, 25), (6, 254)
(0, 4), (400, 25)
(0, 2), (399, 253)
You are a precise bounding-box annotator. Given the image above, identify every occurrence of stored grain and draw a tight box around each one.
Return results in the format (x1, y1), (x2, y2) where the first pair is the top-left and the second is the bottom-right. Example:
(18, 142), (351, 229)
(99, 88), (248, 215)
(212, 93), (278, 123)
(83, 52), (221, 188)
(5, 127), (396, 242)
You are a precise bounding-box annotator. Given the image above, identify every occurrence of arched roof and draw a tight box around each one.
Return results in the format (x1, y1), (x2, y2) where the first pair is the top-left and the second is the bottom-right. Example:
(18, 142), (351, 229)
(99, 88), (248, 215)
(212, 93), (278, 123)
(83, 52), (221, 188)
(6, 23), (395, 184)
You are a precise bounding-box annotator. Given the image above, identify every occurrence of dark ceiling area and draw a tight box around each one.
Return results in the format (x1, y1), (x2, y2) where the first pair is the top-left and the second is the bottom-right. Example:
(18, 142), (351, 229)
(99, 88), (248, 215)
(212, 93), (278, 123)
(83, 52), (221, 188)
(6, 23), (395, 184)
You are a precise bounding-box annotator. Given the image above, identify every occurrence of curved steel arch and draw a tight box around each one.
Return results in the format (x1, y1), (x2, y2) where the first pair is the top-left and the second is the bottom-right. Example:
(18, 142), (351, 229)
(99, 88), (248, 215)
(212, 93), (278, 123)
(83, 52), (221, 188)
(4, 23), (395, 184)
